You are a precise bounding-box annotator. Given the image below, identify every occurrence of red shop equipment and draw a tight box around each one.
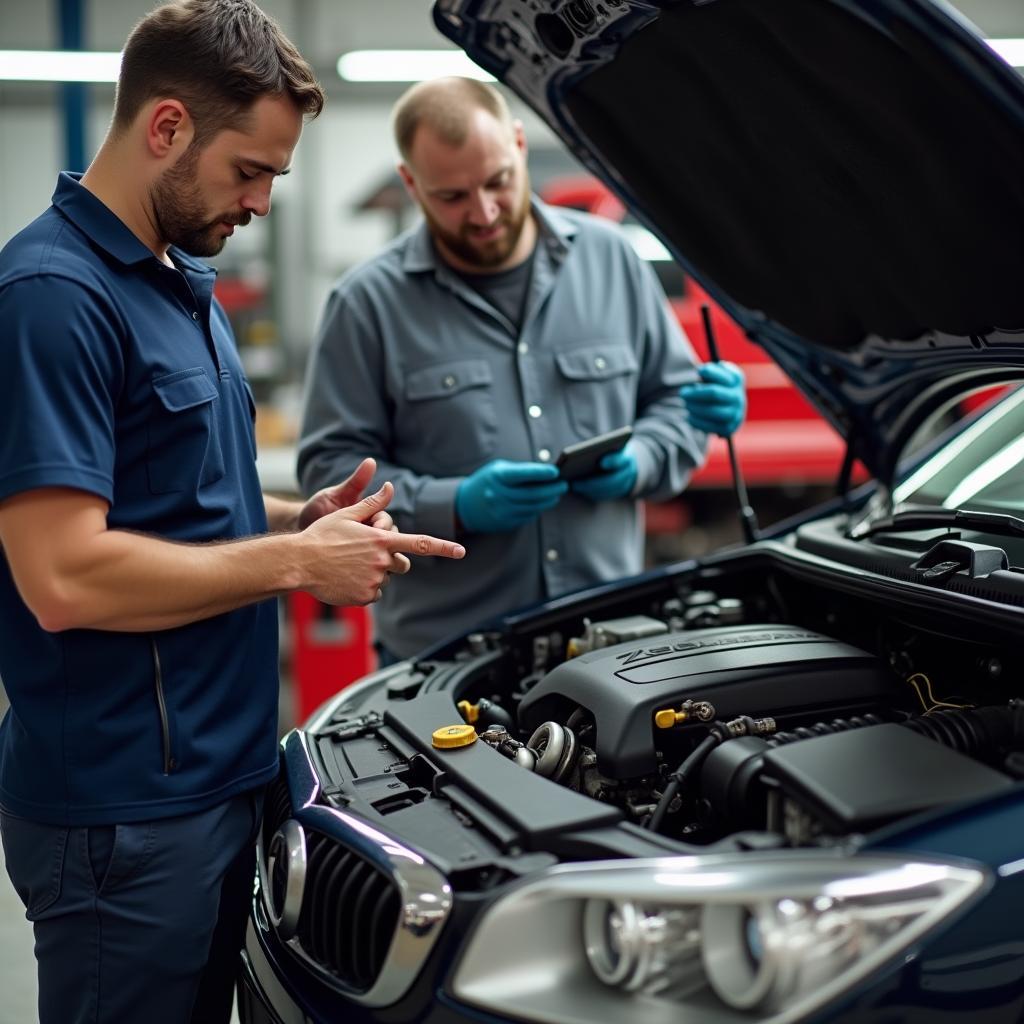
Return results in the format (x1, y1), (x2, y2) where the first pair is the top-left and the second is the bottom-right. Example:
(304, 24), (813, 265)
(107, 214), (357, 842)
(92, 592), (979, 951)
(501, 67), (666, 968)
(289, 592), (376, 723)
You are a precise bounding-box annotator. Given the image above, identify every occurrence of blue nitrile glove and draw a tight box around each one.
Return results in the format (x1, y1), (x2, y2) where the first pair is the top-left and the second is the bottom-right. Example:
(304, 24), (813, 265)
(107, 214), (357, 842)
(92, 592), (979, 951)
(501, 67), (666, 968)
(680, 361), (746, 437)
(571, 445), (639, 502)
(456, 459), (569, 533)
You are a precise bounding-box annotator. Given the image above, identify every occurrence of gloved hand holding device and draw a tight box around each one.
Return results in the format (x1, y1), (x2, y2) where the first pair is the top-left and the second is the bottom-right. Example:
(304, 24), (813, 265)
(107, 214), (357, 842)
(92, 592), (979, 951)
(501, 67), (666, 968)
(456, 459), (569, 533)
(571, 444), (639, 502)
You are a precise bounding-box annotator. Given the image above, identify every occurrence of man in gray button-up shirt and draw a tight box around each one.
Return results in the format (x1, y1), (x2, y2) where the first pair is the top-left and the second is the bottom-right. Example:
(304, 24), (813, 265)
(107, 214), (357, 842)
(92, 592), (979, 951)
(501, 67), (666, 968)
(299, 78), (745, 660)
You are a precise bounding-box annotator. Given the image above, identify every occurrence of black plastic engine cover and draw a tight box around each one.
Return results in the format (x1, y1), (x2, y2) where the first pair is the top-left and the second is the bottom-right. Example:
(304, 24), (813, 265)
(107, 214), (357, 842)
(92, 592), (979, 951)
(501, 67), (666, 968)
(518, 624), (892, 778)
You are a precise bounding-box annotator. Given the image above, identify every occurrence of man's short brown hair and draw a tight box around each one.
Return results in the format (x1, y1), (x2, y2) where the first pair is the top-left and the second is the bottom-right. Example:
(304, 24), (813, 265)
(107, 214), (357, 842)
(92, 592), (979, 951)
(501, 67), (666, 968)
(392, 77), (513, 163)
(113, 0), (324, 147)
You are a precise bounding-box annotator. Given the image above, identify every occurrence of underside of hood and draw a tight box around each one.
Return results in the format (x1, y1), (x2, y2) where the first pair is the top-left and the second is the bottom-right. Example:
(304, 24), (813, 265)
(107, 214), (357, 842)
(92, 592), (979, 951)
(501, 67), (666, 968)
(433, 0), (1024, 489)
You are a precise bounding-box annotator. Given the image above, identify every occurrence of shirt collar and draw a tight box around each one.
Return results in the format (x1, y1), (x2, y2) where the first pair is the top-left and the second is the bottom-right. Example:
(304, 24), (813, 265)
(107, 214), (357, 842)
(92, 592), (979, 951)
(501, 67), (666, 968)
(50, 172), (215, 277)
(51, 172), (154, 266)
(401, 194), (580, 274)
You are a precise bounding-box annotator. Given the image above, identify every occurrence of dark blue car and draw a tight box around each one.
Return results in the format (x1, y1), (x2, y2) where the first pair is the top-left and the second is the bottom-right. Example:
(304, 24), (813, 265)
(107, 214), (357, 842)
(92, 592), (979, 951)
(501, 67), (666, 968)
(240, 1), (1024, 1021)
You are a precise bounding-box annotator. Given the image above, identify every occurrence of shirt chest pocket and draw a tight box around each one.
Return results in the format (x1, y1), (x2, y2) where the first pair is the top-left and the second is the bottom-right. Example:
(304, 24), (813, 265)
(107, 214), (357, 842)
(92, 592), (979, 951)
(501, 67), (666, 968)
(555, 344), (639, 439)
(403, 358), (498, 475)
(147, 368), (226, 494)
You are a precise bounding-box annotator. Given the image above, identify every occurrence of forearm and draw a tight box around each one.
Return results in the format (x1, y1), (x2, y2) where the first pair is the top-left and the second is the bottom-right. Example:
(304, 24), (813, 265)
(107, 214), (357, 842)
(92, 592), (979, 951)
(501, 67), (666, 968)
(264, 493), (302, 533)
(1, 482), (460, 634)
(38, 527), (308, 633)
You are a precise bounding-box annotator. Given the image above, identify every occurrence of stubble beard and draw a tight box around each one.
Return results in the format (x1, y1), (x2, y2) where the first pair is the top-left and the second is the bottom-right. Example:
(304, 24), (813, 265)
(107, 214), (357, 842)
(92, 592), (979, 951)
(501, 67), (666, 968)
(151, 146), (250, 257)
(427, 184), (532, 271)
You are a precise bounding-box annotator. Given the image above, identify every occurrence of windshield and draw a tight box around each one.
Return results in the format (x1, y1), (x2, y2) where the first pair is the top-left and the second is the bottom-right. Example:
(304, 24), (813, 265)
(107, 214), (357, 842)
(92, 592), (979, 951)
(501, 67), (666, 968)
(894, 387), (1024, 514)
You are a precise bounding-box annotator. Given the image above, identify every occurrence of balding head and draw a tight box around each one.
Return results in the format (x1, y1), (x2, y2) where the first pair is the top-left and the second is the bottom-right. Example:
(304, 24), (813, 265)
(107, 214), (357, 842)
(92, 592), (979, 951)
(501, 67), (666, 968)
(392, 77), (514, 165)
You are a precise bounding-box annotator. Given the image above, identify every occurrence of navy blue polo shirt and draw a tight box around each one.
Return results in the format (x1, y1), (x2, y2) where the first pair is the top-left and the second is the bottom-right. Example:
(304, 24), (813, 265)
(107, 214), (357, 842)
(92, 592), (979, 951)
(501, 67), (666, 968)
(0, 173), (279, 825)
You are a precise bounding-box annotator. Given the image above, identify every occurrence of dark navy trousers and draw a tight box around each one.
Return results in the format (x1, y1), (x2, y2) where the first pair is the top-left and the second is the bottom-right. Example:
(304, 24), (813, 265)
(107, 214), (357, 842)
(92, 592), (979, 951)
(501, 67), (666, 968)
(1, 788), (264, 1024)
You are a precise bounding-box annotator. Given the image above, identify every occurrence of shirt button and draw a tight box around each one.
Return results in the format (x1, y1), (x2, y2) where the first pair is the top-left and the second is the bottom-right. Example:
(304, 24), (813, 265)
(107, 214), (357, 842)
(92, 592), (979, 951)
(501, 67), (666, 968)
(518, 342), (529, 355)
(192, 311), (200, 321)
(443, 374), (458, 389)
(594, 356), (607, 370)
(546, 548), (559, 562)
(538, 448), (551, 462)
(528, 405), (543, 419)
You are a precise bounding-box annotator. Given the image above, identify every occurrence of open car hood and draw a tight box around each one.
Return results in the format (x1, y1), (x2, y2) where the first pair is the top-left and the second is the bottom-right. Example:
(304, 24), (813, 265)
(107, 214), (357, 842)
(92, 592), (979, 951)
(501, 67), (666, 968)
(433, 0), (1024, 491)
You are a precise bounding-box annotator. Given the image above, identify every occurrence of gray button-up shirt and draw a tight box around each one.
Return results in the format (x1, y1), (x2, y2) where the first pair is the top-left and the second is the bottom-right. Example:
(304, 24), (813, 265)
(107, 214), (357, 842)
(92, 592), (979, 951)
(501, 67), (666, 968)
(298, 199), (707, 658)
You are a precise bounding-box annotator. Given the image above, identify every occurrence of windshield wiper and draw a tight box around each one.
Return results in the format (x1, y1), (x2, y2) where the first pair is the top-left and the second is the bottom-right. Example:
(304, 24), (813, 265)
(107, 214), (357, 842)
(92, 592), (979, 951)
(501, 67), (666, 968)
(848, 508), (1024, 541)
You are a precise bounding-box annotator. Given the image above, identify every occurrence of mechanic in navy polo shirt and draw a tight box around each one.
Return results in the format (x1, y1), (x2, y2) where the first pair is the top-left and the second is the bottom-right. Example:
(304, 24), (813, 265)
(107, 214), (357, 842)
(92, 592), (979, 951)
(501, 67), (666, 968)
(0, 3), (464, 1022)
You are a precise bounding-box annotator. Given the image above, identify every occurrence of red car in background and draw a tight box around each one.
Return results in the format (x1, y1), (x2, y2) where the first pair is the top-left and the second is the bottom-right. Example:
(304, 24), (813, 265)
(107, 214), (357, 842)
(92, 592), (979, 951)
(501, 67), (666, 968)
(542, 176), (859, 547)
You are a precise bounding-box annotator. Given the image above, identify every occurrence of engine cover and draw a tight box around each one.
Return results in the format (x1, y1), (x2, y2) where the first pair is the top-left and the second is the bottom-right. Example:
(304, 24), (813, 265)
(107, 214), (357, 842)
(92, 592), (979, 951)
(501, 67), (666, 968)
(518, 624), (892, 778)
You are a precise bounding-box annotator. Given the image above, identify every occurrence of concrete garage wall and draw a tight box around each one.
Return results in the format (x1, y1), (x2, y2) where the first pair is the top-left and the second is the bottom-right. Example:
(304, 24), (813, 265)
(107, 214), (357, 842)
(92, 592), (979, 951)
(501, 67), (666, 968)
(0, 90), (555, 351)
(0, 106), (61, 244)
(0, 0), (566, 354)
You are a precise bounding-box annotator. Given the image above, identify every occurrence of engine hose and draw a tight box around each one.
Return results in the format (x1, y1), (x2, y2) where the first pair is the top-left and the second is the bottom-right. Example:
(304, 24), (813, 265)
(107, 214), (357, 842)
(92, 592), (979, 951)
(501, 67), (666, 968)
(475, 698), (515, 732)
(768, 714), (886, 747)
(904, 704), (1024, 757)
(766, 706), (1024, 760)
(647, 733), (720, 833)
(566, 708), (593, 736)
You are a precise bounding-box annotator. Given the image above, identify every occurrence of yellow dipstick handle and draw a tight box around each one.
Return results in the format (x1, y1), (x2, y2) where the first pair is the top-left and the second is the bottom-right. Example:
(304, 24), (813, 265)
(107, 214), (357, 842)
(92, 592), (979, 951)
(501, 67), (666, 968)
(457, 700), (480, 724)
(655, 708), (690, 729)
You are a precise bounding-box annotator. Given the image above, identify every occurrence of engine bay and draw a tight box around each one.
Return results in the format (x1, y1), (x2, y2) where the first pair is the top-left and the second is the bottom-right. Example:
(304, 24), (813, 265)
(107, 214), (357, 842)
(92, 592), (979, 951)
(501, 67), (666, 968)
(304, 537), (1024, 881)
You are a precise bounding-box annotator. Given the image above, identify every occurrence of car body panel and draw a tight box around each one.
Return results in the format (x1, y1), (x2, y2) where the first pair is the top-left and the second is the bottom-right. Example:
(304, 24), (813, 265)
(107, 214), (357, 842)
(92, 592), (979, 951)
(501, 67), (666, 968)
(433, 0), (1024, 490)
(242, 4), (1024, 1023)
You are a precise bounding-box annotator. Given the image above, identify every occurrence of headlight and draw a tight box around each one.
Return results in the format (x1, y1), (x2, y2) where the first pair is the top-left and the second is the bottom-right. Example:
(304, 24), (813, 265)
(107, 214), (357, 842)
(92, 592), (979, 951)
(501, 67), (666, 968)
(451, 854), (986, 1024)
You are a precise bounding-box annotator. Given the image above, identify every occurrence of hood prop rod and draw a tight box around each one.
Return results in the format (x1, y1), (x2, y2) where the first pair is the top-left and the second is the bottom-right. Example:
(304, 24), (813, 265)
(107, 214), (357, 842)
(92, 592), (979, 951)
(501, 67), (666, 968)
(700, 304), (759, 543)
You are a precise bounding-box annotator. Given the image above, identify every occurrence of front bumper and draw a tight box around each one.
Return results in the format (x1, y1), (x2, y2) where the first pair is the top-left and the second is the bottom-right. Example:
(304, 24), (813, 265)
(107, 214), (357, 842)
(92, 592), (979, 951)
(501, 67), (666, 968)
(240, 915), (308, 1024)
(240, 898), (500, 1024)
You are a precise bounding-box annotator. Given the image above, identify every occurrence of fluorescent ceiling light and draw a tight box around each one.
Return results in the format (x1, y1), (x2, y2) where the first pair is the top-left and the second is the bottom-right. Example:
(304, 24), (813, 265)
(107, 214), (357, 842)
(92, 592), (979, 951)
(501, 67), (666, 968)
(1, 36), (1018, 85)
(338, 50), (494, 83)
(0, 50), (122, 82)
(338, 39), (1024, 84)
(987, 38), (1024, 67)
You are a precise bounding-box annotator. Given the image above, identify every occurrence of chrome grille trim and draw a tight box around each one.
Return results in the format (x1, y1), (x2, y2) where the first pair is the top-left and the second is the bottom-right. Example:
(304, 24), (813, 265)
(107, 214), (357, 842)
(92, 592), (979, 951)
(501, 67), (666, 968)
(258, 730), (453, 1007)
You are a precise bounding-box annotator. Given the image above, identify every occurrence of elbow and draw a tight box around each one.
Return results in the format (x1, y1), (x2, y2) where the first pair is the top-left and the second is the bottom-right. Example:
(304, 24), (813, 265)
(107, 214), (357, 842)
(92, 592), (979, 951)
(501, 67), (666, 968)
(27, 587), (93, 633)
(34, 600), (80, 634)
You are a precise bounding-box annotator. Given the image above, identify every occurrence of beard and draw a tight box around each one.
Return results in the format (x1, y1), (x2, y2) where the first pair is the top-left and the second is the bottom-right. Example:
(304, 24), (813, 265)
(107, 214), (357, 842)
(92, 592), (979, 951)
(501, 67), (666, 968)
(151, 147), (250, 257)
(425, 184), (532, 270)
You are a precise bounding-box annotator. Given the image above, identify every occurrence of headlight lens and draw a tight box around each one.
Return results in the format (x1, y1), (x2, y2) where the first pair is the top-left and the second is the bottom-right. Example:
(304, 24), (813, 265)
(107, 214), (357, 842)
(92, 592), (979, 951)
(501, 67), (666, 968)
(582, 899), (703, 998)
(451, 855), (986, 1024)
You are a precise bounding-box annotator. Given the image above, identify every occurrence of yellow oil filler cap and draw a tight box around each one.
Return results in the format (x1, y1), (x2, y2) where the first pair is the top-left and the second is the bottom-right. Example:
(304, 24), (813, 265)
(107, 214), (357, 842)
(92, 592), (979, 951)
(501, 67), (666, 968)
(432, 724), (478, 749)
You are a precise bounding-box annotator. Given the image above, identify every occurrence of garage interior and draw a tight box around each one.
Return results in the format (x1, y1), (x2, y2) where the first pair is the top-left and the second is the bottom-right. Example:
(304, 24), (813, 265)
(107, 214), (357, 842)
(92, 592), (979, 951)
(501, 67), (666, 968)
(2, 0), (1023, 1020)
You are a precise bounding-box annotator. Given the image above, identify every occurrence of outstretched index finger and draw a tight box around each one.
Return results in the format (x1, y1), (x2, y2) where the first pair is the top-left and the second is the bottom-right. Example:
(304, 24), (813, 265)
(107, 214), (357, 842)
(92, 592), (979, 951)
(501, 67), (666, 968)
(385, 531), (466, 560)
